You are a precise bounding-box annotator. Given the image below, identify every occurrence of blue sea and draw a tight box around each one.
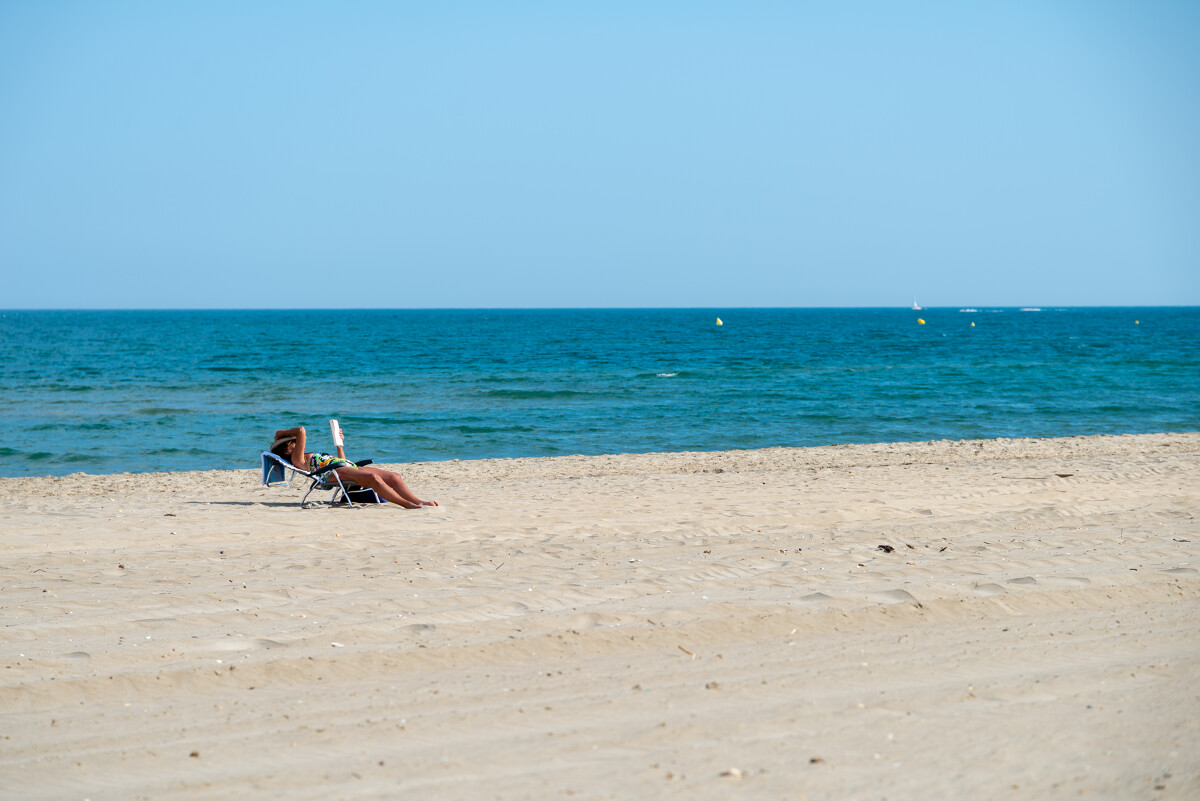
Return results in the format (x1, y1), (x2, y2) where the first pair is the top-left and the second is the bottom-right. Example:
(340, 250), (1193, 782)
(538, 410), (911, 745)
(1, 308), (1196, 477)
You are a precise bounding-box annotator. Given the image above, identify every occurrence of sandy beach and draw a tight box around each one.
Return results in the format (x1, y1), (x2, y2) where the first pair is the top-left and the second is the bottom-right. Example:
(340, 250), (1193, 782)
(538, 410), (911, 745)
(2, 432), (1198, 800)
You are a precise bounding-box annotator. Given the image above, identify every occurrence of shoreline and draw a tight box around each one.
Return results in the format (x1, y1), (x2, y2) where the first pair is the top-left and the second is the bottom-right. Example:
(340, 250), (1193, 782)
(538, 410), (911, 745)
(2, 429), (1198, 798)
(4, 429), (1195, 479)
(3, 429), (1196, 492)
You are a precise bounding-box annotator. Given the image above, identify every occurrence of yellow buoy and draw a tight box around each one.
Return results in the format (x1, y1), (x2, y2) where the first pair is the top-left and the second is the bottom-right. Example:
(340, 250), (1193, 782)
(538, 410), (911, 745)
(917, 318), (925, 325)
(1135, 320), (1140, 325)
(970, 321), (975, 327)
(715, 317), (723, 326)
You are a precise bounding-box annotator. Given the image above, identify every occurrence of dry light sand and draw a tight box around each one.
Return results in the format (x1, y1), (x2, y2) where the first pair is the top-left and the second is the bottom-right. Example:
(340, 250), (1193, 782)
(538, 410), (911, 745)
(2, 433), (1198, 800)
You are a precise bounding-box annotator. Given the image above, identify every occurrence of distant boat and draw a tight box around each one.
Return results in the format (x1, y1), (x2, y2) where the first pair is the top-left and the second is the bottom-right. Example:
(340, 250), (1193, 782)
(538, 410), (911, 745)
(959, 308), (978, 313)
(911, 296), (922, 311)
(1020, 307), (1042, 312)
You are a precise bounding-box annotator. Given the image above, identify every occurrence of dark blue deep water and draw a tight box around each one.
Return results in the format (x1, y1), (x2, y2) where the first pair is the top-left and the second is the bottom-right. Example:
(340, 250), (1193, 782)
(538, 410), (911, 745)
(1, 308), (1197, 477)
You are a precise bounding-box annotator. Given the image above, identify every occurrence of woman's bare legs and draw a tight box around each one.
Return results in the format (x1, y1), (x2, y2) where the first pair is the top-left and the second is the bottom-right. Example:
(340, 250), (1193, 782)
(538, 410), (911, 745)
(333, 466), (436, 508)
(374, 468), (438, 506)
(365, 467), (437, 506)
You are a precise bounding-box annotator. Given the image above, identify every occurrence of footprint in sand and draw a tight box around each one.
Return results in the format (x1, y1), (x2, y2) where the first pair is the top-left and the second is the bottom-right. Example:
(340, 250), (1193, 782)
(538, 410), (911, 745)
(797, 592), (834, 605)
(872, 589), (919, 605)
(1008, 576), (1038, 585)
(1043, 576), (1091, 586)
(502, 601), (529, 611)
(972, 583), (1006, 596)
(566, 613), (601, 629)
(255, 639), (289, 649)
(197, 638), (287, 652)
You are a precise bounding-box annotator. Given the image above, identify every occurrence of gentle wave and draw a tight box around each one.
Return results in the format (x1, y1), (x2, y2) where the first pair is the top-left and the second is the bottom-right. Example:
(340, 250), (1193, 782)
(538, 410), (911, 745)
(31, 422), (116, 431)
(483, 389), (593, 399)
(449, 425), (536, 434)
(338, 415), (432, 426)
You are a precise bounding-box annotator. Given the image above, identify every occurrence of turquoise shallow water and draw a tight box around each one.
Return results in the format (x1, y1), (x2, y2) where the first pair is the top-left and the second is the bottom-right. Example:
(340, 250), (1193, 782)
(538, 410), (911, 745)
(1, 307), (1196, 477)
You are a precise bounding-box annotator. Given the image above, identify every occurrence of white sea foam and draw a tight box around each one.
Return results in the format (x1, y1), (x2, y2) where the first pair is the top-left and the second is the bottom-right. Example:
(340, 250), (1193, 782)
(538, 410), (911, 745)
(656, 372), (678, 377)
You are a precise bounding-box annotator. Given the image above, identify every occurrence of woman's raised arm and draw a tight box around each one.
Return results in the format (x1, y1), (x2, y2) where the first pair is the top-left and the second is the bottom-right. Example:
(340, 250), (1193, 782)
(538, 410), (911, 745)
(276, 426), (307, 470)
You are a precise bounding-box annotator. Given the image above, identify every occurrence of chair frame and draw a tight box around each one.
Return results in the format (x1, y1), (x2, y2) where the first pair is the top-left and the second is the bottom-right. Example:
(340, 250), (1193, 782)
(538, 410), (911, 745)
(261, 451), (381, 507)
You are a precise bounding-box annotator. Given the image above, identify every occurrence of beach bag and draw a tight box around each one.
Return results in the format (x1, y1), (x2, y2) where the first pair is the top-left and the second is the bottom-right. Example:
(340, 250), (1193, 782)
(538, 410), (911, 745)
(345, 488), (385, 504)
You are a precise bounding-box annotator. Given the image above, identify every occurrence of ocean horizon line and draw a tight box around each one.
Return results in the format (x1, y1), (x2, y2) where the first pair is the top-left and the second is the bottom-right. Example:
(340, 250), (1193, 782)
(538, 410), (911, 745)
(3, 304), (1198, 313)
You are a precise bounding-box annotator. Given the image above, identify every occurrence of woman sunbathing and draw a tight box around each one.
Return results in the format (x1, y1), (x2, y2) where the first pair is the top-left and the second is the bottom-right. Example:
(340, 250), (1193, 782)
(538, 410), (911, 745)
(270, 426), (437, 509)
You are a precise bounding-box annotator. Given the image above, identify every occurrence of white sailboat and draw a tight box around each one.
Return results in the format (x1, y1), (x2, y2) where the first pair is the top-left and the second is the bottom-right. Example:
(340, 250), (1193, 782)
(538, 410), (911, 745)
(911, 296), (922, 311)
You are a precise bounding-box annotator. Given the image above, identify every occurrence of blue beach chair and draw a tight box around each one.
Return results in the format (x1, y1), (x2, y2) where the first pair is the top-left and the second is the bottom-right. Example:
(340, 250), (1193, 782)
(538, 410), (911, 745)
(260, 451), (384, 507)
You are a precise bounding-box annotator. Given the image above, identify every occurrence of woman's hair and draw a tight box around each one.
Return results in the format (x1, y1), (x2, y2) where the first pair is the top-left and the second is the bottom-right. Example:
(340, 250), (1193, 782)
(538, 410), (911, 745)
(270, 440), (293, 458)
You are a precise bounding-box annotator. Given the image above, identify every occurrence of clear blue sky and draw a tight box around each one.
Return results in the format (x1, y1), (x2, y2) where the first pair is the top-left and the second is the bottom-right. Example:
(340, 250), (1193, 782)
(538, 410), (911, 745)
(2, 1), (1197, 308)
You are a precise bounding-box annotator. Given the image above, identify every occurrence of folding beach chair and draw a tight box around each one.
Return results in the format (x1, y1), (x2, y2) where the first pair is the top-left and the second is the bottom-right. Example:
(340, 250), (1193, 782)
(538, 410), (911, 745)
(260, 451), (385, 507)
